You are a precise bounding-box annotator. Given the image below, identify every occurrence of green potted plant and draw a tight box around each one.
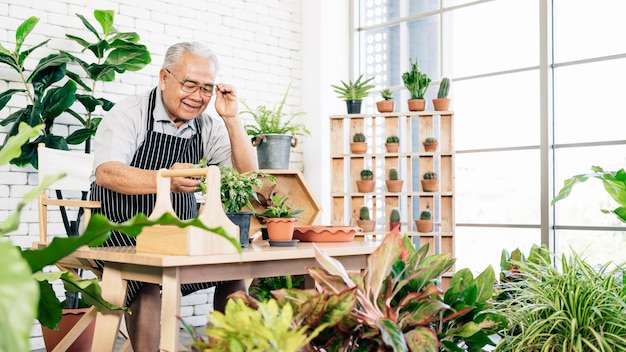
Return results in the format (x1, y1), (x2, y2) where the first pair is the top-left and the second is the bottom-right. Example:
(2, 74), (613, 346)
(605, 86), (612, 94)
(356, 205), (375, 232)
(389, 207), (401, 231)
(255, 194), (303, 242)
(402, 57), (431, 111)
(0, 11), (151, 168)
(432, 77), (451, 111)
(350, 132), (367, 154)
(376, 87), (395, 113)
(385, 167), (403, 192)
(385, 135), (400, 152)
(415, 207), (434, 232)
(422, 171), (439, 192)
(356, 169), (375, 193)
(242, 83), (310, 169)
(423, 136), (439, 152)
(331, 73), (375, 114)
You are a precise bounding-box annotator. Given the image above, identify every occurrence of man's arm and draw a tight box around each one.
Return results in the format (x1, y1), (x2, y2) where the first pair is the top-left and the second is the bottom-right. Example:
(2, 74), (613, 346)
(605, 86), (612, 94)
(95, 161), (201, 194)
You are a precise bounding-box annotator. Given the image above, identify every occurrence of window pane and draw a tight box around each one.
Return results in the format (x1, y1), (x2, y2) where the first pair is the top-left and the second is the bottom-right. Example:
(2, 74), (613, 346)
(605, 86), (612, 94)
(406, 16), (440, 82)
(451, 0), (538, 77)
(359, 24), (402, 88)
(554, 59), (626, 144)
(456, 150), (540, 224)
(455, 71), (540, 149)
(455, 227), (541, 275)
(554, 145), (626, 226)
(555, 230), (626, 266)
(358, 0), (439, 26)
(554, 0), (626, 62)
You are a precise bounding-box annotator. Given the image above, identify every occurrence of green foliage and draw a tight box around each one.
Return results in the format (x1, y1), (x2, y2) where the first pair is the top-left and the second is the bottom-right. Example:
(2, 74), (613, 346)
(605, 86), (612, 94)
(256, 195), (304, 219)
(359, 205), (371, 220)
(493, 247), (626, 351)
(423, 171), (438, 180)
(218, 164), (276, 213)
(249, 275), (305, 302)
(360, 169), (373, 180)
(331, 74), (375, 101)
(402, 57), (431, 99)
(0, 10), (151, 168)
(388, 167), (399, 180)
(386, 135), (399, 143)
(552, 165), (626, 223)
(390, 208), (401, 222)
(437, 77), (450, 99)
(420, 209), (432, 220)
(242, 83), (310, 137)
(425, 137), (438, 143)
(352, 132), (366, 142)
(380, 87), (394, 100)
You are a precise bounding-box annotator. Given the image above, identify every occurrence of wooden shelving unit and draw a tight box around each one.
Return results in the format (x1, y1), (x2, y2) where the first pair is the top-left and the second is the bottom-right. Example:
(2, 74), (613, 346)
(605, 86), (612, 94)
(329, 110), (455, 261)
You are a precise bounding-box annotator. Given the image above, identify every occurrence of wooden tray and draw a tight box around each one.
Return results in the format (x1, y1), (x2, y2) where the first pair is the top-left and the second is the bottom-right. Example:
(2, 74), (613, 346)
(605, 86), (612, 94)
(292, 226), (360, 242)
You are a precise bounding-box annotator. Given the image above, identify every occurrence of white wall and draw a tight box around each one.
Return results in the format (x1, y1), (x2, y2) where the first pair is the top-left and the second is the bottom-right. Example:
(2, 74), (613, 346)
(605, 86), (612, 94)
(0, 0), (348, 349)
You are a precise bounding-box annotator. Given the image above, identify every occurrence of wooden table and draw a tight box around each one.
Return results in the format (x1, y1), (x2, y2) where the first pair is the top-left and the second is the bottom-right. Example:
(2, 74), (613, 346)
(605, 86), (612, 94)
(66, 240), (379, 352)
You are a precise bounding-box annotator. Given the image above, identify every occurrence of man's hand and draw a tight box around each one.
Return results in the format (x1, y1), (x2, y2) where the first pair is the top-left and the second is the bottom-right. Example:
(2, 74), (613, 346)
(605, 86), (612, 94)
(214, 83), (238, 119)
(169, 162), (201, 193)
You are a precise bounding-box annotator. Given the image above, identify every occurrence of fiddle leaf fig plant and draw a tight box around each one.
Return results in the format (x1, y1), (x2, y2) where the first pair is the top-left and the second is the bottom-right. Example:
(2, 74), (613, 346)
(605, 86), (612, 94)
(0, 10), (151, 168)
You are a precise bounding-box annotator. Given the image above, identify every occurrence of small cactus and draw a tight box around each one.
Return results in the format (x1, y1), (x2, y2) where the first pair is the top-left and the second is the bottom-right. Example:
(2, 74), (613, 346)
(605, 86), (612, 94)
(424, 137), (437, 143)
(420, 209), (432, 220)
(390, 208), (401, 222)
(353, 133), (366, 142)
(388, 168), (399, 180)
(437, 77), (450, 99)
(359, 206), (370, 220)
(380, 88), (393, 100)
(386, 136), (399, 143)
(360, 169), (373, 180)
(423, 171), (438, 180)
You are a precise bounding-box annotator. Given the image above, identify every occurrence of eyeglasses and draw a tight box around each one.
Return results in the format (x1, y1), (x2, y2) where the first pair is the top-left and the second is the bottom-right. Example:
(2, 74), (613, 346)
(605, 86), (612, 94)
(165, 68), (214, 98)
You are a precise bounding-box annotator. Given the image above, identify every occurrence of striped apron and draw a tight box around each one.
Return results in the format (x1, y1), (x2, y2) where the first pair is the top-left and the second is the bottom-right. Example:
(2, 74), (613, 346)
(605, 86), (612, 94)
(90, 88), (219, 305)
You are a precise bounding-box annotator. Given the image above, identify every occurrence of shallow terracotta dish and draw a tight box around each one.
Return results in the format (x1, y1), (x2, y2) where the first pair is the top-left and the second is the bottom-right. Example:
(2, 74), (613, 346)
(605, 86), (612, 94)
(292, 226), (361, 242)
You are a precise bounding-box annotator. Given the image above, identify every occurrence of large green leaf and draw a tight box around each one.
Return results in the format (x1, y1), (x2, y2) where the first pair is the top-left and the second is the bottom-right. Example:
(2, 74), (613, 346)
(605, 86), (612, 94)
(0, 123), (41, 165)
(15, 16), (39, 54)
(405, 327), (439, 352)
(29, 54), (70, 95)
(378, 319), (408, 352)
(365, 231), (405, 302)
(94, 9), (115, 36)
(41, 81), (77, 120)
(105, 44), (152, 71)
(0, 89), (25, 110)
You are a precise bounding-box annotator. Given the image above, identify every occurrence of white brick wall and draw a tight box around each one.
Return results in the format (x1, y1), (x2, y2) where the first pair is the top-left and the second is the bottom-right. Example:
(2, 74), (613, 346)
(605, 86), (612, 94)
(0, 0), (305, 349)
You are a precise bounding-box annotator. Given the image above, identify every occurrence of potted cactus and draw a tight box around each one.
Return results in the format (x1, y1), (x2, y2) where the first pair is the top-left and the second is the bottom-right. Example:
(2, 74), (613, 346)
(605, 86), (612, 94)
(356, 169), (375, 193)
(376, 87), (395, 113)
(423, 136), (438, 152)
(421, 171), (439, 192)
(350, 132), (367, 154)
(389, 208), (401, 232)
(432, 77), (451, 111)
(385, 135), (400, 153)
(385, 167), (403, 192)
(402, 57), (431, 111)
(356, 205), (376, 232)
(415, 208), (434, 233)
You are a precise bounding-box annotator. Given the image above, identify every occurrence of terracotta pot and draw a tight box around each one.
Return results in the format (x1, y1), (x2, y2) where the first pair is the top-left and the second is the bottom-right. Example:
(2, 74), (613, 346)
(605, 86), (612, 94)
(376, 100), (395, 113)
(432, 98), (451, 111)
(423, 141), (438, 152)
(421, 179), (439, 192)
(385, 180), (403, 193)
(356, 219), (376, 232)
(389, 221), (401, 232)
(356, 180), (375, 193)
(42, 308), (96, 352)
(350, 142), (367, 154)
(385, 142), (400, 153)
(264, 218), (297, 241)
(407, 98), (426, 111)
(415, 219), (434, 233)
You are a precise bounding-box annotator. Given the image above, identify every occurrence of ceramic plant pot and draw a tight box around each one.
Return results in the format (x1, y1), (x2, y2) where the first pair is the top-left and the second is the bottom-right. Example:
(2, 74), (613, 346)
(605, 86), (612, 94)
(356, 180), (375, 193)
(415, 219), (434, 233)
(264, 218), (297, 241)
(421, 179), (439, 192)
(423, 141), (438, 152)
(385, 143), (400, 153)
(356, 219), (376, 232)
(376, 100), (395, 113)
(385, 180), (404, 192)
(432, 98), (451, 111)
(350, 142), (367, 154)
(407, 98), (426, 111)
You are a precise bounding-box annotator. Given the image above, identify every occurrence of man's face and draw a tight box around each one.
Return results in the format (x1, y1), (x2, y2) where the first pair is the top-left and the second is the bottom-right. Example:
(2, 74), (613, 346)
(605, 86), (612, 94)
(160, 52), (216, 123)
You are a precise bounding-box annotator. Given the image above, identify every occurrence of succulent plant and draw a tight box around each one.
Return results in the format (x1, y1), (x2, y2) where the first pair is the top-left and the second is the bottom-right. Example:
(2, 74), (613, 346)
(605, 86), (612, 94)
(390, 208), (401, 222)
(353, 133), (366, 142)
(360, 169), (373, 180)
(402, 57), (431, 99)
(423, 171), (438, 180)
(359, 206), (371, 220)
(388, 168), (399, 181)
(386, 136), (399, 143)
(424, 137), (437, 143)
(420, 209), (432, 220)
(437, 77), (450, 99)
(380, 88), (393, 100)
(331, 74), (375, 101)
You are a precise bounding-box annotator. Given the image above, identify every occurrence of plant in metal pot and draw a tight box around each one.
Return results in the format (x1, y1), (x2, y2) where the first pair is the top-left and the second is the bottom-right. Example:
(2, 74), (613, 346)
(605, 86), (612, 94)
(0, 10), (151, 168)
(402, 57), (431, 111)
(331, 74), (375, 114)
(242, 83), (310, 169)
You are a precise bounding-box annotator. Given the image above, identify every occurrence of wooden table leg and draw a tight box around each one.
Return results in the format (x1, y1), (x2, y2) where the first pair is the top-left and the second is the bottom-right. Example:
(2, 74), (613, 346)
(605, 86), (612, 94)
(160, 267), (182, 352)
(92, 262), (127, 352)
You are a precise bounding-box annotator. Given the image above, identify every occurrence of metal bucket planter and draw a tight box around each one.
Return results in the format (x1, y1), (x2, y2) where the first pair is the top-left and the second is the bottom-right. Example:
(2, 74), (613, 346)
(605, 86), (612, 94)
(251, 134), (296, 169)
